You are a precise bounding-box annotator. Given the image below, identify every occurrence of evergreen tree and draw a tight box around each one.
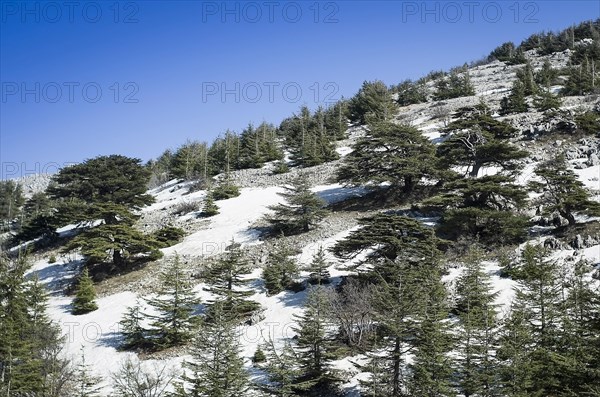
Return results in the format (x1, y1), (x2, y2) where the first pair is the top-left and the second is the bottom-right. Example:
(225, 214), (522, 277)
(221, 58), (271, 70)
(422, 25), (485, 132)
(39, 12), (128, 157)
(74, 347), (102, 397)
(433, 67), (475, 100)
(146, 255), (200, 348)
(72, 268), (98, 315)
(437, 124), (528, 178)
(260, 340), (302, 397)
(179, 302), (249, 396)
(500, 80), (529, 115)
(119, 299), (149, 350)
(204, 241), (261, 322)
(171, 140), (211, 180)
(562, 57), (597, 96)
(212, 179), (241, 201)
(497, 244), (565, 396)
(0, 253), (71, 396)
(323, 100), (349, 140)
(395, 78), (428, 106)
(535, 60), (558, 87)
(0, 180), (24, 227)
(533, 87), (562, 111)
(263, 241), (300, 295)
(348, 80), (397, 124)
(64, 223), (163, 269)
(515, 61), (538, 96)
(266, 174), (328, 234)
(454, 247), (500, 397)
(530, 154), (600, 226)
(200, 191), (219, 217)
(336, 122), (438, 195)
(292, 286), (338, 394)
(306, 246), (331, 285)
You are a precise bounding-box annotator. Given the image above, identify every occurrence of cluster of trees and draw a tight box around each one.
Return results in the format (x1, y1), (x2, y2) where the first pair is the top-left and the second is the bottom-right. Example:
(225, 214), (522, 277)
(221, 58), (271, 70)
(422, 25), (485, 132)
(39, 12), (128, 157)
(500, 60), (563, 115)
(338, 102), (599, 245)
(148, 102), (349, 185)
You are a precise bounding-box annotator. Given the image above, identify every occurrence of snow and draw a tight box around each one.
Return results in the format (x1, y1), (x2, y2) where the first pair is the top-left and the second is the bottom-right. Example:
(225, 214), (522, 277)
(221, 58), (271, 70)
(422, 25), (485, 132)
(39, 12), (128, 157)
(162, 186), (283, 257)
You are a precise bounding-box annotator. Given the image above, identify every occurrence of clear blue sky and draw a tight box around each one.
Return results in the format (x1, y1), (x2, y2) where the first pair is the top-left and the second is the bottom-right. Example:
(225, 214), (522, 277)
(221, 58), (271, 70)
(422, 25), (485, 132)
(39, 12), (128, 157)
(1, 0), (598, 178)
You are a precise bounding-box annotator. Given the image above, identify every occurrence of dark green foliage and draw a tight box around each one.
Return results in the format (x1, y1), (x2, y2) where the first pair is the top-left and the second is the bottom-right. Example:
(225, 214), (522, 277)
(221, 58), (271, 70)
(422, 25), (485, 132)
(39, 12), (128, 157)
(562, 56), (599, 96)
(0, 180), (24, 225)
(260, 340), (302, 397)
(266, 174), (328, 234)
(171, 140), (211, 180)
(292, 286), (338, 393)
(146, 255), (200, 348)
(22, 192), (53, 221)
(489, 41), (526, 64)
(438, 207), (528, 245)
(306, 246), (331, 285)
(239, 122), (283, 169)
(0, 254), (71, 396)
(262, 242), (299, 295)
(252, 346), (267, 365)
(279, 106), (340, 167)
(530, 154), (600, 226)
(515, 62), (538, 96)
(272, 161), (290, 175)
(212, 180), (241, 201)
(500, 80), (529, 115)
(200, 191), (220, 217)
(203, 241), (261, 322)
(152, 226), (185, 248)
(444, 107), (519, 139)
(533, 88), (562, 111)
(148, 148), (175, 186)
(433, 67), (475, 100)
(71, 268), (98, 315)
(575, 110), (600, 136)
(323, 100), (350, 140)
(395, 79), (428, 106)
(48, 155), (154, 210)
(336, 122), (438, 194)
(179, 301), (249, 396)
(438, 110), (528, 178)
(119, 299), (149, 350)
(208, 130), (241, 175)
(348, 80), (396, 124)
(454, 247), (500, 397)
(64, 224), (163, 269)
(535, 60), (559, 87)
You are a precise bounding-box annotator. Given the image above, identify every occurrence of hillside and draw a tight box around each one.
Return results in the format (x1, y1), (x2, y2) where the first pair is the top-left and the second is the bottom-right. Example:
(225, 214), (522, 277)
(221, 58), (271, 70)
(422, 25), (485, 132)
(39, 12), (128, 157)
(2, 21), (600, 397)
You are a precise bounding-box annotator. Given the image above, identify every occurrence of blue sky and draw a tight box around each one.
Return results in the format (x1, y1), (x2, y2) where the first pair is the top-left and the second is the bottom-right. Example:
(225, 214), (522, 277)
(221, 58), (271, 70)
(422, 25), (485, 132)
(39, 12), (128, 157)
(1, 0), (598, 178)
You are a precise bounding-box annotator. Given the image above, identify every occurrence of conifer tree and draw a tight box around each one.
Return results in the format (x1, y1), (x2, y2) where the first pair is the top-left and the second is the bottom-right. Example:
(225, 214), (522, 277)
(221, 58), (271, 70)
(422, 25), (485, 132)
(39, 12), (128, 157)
(146, 255), (200, 348)
(530, 154), (600, 226)
(454, 247), (500, 397)
(336, 122), (438, 195)
(204, 241), (260, 322)
(533, 87), (562, 111)
(119, 299), (149, 350)
(266, 174), (328, 234)
(0, 254), (71, 396)
(348, 80), (396, 124)
(516, 61), (538, 96)
(260, 340), (302, 397)
(72, 267), (98, 315)
(306, 246), (331, 285)
(292, 286), (337, 393)
(407, 263), (454, 397)
(74, 347), (102, 397)
(200, 191), (219, 217)
(263, 241), (299, 295)
(180, 302), (249, 396)
(500, 80), (529, 115)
